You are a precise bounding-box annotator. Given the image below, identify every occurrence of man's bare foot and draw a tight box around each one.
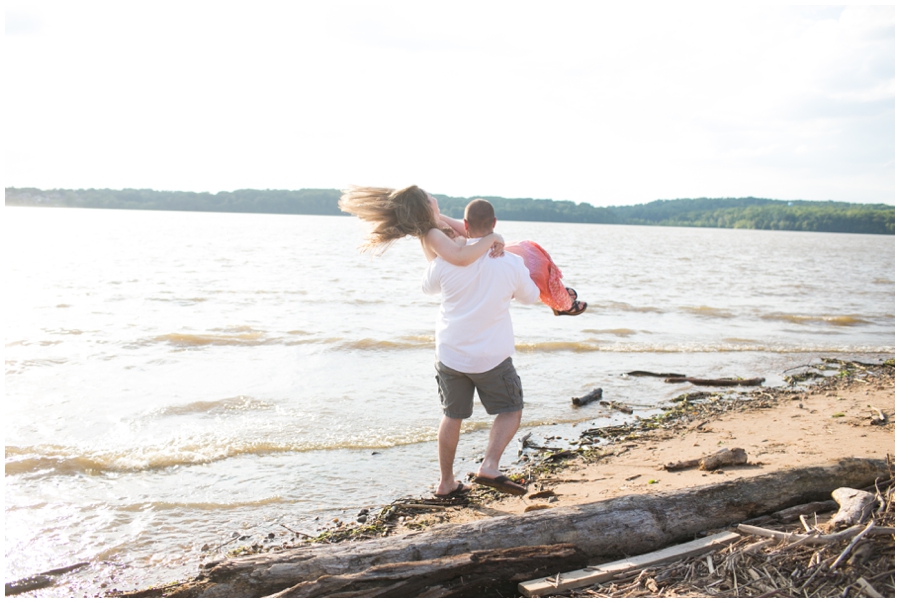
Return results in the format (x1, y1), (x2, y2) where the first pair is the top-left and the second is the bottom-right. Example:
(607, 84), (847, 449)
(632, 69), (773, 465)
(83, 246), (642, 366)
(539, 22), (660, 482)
(435, 481), (472, 498)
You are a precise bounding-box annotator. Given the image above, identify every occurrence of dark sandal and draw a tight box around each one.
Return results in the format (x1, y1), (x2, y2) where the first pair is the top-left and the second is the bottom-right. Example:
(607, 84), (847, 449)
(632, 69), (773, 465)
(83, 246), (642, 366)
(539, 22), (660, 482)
(472, 474), (528, 496)
(565, 287), (578, 301)
(554, 301), (588, 316)
(435, 482), (472, 498)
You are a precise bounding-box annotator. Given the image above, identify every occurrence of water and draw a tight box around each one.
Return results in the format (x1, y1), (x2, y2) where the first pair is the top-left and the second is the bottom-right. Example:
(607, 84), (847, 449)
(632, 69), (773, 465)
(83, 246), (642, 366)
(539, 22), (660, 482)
(4, 206), (894, 595)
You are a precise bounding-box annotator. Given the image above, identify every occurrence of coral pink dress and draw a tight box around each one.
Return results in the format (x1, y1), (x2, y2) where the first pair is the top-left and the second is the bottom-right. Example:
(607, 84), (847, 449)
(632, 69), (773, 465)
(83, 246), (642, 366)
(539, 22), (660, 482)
(504, 241), (572, 312)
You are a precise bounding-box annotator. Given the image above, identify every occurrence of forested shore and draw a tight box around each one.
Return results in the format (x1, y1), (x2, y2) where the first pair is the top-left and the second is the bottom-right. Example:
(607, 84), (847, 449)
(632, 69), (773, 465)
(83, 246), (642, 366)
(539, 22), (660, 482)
(5, 187), (894, 235)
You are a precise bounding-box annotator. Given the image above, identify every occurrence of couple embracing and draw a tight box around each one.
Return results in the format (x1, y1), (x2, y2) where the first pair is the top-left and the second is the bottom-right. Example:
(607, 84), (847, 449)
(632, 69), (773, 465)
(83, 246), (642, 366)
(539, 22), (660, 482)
(340, 185), (586, 497)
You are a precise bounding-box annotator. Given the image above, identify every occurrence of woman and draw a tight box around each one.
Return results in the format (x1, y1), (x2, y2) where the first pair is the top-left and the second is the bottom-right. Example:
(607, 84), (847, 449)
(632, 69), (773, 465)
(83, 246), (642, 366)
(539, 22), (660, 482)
(339, 185), (587, 315)
(338, 184), (505, 266)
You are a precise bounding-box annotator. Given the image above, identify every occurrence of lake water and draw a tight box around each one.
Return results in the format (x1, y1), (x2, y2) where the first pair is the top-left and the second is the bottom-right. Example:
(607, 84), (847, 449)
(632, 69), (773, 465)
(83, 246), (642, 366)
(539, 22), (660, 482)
(4, 206), (895, 595)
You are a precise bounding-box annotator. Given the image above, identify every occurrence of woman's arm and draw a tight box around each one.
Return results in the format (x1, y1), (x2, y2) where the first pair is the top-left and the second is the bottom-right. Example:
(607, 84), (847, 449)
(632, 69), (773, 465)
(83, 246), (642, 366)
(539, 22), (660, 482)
(423, 228), (504, 266)
(439, 214), (467, 238)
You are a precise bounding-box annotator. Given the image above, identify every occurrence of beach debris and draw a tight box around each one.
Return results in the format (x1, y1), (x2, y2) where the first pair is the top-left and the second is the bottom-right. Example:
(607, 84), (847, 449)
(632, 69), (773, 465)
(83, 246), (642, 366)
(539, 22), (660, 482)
(5, 562), (89, 596)
(517, 431), (532, 457)
(603, 400), (633, 414)
(870, 408), (888, 425)
(664, 376), (765, 386)
(519, 531), (742, 596)
(771, 500), (839, 523)
(829, 487), (877, 529)
(527, 490), (557, 500)
(547, 474), (895, 598)
(625, 370), (765, 387)
(571, 387), (603, 407)
(524, 503), (552, 512)
(661, 447), (748, 472)
(627, 371), (687, 378)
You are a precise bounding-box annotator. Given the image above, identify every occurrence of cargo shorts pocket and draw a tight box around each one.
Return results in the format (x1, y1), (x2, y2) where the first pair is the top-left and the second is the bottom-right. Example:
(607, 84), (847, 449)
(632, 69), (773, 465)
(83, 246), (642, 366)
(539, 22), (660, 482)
(502, 371), (523, 405)
(435, 374), (447, 404)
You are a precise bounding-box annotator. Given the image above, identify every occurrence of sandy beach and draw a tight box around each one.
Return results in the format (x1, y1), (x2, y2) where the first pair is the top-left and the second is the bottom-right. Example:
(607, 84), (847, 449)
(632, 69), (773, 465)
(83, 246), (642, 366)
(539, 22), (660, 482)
(92, 358), (893, 598)
(351, 358), (893, 539)
(445, 360), (894, 526)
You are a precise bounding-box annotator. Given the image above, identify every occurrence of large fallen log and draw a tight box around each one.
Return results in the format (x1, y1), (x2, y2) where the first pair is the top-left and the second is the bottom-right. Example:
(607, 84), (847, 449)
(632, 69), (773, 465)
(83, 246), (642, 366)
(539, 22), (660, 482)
(142, 458), (889, 598)
(269, 544), (586, 598)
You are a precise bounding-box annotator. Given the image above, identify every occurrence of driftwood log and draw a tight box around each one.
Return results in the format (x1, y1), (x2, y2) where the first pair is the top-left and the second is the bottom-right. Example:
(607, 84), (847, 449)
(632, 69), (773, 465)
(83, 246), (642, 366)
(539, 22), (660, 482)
(140, 458), (889, 598)
(661, 447), (748, 472)
(571, 387), (603, 406)
(829, 487), (877, 529)
(627, 371), (687, 378)
(269, 544), (585, 598)
(602, 400), (633, 414)
(664, 377), (765, 386)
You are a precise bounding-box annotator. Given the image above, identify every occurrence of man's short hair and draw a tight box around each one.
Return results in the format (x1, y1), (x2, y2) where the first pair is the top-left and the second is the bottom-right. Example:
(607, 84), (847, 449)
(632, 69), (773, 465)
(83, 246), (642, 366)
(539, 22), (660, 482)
(464, 199), (495, 233)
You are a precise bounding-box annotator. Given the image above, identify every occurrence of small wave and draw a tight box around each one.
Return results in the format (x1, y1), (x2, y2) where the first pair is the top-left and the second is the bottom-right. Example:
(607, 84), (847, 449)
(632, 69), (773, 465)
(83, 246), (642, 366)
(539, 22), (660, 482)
(873, 278), (894, 285)
(761, 313), (872, 327)
(152, 327), (278, 347)
(680, 305), (734, 319)
(6, 358), (68, 372)
(5, 431), (444, 475)
(285, 336), (345, 347)
(516, 341), (599, 353)
(46, 328), (83, 335)
(154, 396), (274, 417)
(522, 342), (894, 354)
(606, 302), (665, 314)
(581, 328), (637, 337)
(338, 337), (433, 351)
(114, 497), (289, 513)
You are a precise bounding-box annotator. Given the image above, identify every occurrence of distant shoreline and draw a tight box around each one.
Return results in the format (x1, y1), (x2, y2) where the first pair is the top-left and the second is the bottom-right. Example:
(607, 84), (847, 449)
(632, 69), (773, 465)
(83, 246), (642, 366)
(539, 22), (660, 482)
(6, 187), (895, 235)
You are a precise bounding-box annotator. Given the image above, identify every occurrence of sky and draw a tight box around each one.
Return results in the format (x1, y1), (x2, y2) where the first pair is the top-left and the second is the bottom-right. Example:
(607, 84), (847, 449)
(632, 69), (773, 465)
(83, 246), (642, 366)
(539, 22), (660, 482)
(5, 1), (895, 207)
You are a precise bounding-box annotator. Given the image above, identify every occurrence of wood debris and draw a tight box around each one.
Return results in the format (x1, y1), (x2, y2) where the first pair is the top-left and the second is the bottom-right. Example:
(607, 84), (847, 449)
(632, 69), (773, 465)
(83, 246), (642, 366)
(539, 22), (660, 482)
(662, 447), (748, 472)
(552, 476), (895, 599)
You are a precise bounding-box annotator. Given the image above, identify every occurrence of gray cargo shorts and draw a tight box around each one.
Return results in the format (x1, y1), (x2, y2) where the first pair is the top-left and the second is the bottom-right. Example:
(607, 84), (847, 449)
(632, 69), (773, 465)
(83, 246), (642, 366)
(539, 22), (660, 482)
(434, 357), (524, 419)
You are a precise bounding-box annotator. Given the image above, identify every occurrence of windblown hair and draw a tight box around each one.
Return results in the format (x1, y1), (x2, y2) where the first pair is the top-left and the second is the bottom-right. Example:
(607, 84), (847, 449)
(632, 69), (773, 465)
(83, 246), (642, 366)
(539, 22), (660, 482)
(338, 185), (439, 254)
(464, 199), (495, 234)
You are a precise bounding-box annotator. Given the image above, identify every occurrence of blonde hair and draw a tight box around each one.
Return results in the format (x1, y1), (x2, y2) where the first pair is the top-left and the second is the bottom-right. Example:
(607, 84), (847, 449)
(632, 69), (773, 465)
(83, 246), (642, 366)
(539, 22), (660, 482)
(338, 185), (439, 253)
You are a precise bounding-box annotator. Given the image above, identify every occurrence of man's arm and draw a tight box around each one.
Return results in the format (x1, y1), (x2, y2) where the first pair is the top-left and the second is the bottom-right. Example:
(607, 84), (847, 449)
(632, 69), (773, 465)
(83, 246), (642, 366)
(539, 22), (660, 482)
(422, 259), (442, 295)
(512, 263), (541, 305)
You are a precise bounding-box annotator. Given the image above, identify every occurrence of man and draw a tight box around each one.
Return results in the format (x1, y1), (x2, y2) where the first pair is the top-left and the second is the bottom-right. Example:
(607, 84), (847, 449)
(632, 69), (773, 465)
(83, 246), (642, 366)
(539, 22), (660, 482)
(422, 199), (540, 497)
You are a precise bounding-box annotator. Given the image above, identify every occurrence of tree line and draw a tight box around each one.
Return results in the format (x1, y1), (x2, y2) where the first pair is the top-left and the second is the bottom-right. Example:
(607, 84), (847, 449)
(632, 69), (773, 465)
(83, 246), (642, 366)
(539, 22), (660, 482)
(5, 187), (894, 235)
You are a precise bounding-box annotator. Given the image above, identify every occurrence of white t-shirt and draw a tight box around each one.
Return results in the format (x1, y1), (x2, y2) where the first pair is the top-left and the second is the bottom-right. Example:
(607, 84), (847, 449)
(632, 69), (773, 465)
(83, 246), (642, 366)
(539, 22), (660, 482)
(422, 240), (540, 373)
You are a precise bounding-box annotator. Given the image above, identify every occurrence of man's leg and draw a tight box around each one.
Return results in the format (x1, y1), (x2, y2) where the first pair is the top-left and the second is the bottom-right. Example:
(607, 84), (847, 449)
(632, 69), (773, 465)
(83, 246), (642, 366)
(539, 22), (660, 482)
(477, 409), (522, 479)
(436, 415), (464, 495)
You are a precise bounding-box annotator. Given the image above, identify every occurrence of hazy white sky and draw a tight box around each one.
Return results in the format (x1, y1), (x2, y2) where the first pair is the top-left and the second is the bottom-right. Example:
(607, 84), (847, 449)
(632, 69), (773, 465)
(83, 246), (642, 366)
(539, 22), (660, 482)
(5, 1), (895, 206)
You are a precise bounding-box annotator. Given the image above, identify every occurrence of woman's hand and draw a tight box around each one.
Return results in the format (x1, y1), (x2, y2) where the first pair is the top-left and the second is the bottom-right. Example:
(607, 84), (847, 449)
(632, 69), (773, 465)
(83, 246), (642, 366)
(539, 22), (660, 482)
(487, 233), (505, 258)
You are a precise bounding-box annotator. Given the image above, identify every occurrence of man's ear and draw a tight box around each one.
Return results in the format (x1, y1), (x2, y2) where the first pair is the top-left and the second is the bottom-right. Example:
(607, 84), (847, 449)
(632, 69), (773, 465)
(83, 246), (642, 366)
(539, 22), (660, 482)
(464, 219), (470, 236)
